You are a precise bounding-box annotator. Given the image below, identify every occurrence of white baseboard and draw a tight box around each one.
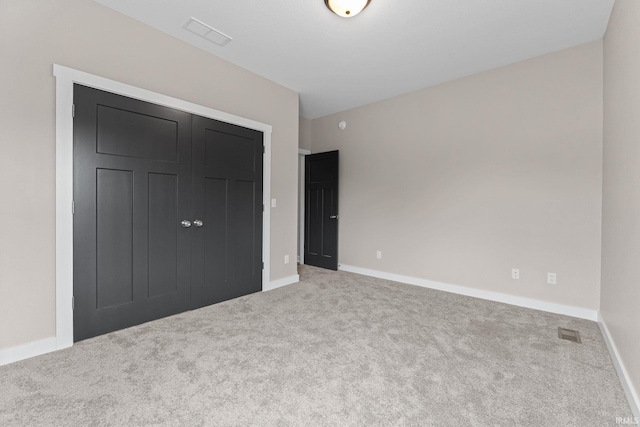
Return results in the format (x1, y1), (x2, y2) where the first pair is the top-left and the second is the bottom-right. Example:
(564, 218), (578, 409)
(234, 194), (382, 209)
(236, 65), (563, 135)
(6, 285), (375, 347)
(264, 274), (299, 292)
(338, 264), (598, 321)
(0, 337), (58, 367)
(598, 313), (640, 418)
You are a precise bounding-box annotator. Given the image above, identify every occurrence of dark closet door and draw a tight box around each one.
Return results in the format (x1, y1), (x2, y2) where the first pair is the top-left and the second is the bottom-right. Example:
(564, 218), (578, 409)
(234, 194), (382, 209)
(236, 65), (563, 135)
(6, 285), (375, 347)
(190, 115), (264, 309)
(305, 150), (339, 270)
(73, 84), (192, 341)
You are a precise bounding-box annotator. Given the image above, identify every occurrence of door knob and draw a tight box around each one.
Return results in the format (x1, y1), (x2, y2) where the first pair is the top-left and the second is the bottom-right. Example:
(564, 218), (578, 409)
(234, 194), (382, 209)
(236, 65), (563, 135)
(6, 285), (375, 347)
(330, 215), (339, 219)
(181, 220), (192, 228)
(193, 219), (204, 227)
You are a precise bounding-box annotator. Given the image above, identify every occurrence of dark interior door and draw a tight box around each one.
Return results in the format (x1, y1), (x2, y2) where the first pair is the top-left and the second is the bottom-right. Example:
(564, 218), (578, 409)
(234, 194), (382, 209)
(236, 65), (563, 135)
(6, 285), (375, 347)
(305, 150), (339, 270)
(73, 84), (192, 341)
(73, 84), (264, 341)
(190, 116), (264, 309)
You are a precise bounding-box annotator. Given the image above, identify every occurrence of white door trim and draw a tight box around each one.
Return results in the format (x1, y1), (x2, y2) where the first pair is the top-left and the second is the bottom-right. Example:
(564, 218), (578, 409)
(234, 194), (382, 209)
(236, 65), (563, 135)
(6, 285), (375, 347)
(53, 64), (272, 351)
(298, 148), (311, 264)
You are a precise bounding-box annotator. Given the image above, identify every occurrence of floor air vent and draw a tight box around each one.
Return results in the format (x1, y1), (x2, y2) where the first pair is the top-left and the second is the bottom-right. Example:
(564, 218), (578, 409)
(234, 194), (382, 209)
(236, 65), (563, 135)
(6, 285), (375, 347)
(558, 327), (582, 343)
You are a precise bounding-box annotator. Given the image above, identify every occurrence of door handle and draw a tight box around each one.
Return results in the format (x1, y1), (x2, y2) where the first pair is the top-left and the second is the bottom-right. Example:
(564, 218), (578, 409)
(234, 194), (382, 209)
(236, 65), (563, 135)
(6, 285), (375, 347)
(193, 219), (204, 227)
(181, 220), (192, 228)
(330, 215), (339, 219)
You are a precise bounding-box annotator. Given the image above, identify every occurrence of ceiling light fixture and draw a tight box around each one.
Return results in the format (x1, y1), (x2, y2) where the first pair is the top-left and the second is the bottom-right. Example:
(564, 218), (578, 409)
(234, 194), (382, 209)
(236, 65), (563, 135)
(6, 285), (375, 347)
(325, 0), (371, 18)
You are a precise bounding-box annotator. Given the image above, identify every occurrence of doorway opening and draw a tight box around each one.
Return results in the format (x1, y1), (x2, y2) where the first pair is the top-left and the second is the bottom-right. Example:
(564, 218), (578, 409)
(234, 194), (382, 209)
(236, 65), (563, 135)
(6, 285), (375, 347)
(298, 148), (311, 264)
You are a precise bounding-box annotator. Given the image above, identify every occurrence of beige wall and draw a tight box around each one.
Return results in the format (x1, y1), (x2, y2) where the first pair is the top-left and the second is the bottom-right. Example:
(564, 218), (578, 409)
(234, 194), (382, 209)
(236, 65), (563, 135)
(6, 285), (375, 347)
(602, 0), (640, 410)
(310, 41), (603, 310)
(299, 116), (312, 150)
(0, 0), (299, 350)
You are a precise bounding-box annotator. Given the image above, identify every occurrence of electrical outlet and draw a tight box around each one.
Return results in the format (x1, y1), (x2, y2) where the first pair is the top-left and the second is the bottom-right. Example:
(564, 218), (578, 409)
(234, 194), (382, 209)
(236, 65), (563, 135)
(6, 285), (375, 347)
(512, 268), (520, 280)
(284, 255), (290, 264)
(376, 251), (382, 259)
(547, 272), (556, 285)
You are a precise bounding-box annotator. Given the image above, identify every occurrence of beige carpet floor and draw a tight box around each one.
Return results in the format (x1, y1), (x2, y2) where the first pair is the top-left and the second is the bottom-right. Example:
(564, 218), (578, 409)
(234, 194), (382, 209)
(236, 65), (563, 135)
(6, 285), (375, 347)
(0, 265), (632, 426)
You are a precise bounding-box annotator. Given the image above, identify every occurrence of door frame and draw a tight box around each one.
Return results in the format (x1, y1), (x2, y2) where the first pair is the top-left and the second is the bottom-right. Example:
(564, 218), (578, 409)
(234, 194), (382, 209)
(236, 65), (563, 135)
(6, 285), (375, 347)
(298, 148), (311, 264)
(53, 64), (273, 351)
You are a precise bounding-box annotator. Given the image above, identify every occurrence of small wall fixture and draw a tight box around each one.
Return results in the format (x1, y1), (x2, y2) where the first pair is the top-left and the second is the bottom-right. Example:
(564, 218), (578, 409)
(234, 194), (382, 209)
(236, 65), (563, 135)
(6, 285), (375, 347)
(325, 0), (371, 17)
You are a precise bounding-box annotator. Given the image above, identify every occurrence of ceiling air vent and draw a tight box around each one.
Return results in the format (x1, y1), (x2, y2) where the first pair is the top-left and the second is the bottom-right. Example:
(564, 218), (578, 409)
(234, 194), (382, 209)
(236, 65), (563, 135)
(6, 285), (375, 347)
(183, 17), (232, 47)
(558, 327), (582, 343)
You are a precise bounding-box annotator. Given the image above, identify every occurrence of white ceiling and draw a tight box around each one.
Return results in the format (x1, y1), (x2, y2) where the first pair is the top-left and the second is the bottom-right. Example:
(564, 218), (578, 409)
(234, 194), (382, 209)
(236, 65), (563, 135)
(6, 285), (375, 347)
(94, 0), (614, 119)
